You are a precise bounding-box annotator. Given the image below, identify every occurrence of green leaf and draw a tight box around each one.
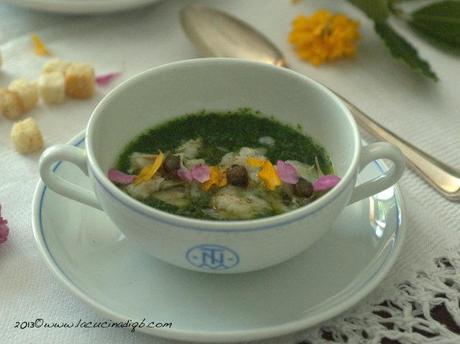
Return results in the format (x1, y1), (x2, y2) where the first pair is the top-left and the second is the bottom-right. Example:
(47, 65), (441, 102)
(374, 22), (438, 80)
(348, 0), (389, 22)
(409, 0), (460, 48)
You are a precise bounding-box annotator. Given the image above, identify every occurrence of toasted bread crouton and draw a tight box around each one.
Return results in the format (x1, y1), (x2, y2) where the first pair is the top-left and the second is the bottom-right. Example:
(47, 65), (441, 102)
(42, 59), (70, 75)
(0, 89), (24, 119)
(65, 63), (95, 99)
(11, 117), (44, 154)
(8, 79), (38, 111)
(38, 72), (65, 104)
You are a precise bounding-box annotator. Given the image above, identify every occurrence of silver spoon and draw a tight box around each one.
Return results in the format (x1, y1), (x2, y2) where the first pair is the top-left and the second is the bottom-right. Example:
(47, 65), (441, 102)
(180, 4), (460, 201)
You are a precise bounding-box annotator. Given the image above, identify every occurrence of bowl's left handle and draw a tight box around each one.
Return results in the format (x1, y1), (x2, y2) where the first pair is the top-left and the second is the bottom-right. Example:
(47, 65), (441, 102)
(39, 144), (102, 210)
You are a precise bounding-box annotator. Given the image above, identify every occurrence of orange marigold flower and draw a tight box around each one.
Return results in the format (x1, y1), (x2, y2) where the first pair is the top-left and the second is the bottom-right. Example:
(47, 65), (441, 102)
(288, 10), (360, 65)
(202, 166), (227, 191)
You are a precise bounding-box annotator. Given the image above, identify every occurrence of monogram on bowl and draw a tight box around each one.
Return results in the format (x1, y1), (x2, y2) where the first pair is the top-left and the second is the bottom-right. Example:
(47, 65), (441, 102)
(39, 58), (404, 273)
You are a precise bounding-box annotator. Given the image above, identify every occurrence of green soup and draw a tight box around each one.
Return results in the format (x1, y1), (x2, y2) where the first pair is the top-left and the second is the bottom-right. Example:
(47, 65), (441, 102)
(111, 109), (337, 221)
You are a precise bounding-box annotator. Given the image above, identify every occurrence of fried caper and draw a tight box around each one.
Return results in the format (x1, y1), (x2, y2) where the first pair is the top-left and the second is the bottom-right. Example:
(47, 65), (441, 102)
(226, 164), (249, 187)
(163, 154), (181, 173)
(294, 177), (313, 197)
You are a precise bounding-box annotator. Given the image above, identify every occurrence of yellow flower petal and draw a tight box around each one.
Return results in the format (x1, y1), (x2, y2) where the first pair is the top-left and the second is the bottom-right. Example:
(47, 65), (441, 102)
(258, 160), (281, 191)
(218, 172), (227, 187)
(246, 157), (265, 168)
(202, 166), (227, 191)
(32, 34), (50, 56)
(134, 151), (164, 185)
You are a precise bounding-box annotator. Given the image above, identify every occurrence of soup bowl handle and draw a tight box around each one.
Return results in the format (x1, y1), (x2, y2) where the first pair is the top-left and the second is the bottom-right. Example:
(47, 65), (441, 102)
(348, 142), (404, 204)
(39, 144), (102, 210)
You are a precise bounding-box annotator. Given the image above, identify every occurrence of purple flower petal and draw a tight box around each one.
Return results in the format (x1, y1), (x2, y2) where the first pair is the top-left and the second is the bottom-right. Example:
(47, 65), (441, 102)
(96, 72), (121, 87)
(276, 160), (299, 184)
(313, 175), (341, 192)
(108, 168), (135, 185)
(191, 164), (210, 183)
(0, 206), (9, 244)
(177, 167), (193, 182)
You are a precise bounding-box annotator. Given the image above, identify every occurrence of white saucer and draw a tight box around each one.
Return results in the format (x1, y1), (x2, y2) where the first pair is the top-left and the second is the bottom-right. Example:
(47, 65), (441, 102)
(32, 131), (405, 343)
(4, 0), (161, 14)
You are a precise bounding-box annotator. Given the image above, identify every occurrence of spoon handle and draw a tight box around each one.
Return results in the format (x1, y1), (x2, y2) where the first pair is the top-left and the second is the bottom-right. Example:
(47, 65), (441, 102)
(337, 94), (460, 200)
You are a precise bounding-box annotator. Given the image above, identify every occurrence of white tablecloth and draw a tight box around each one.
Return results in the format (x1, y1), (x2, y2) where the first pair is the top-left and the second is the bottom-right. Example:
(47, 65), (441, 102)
(1, 1), (459, 343)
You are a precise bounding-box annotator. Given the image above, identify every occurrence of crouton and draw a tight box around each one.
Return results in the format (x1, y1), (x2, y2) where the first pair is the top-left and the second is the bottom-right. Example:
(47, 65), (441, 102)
(8, 79), (38, 111)
(38, 72), (65, 104)
(10, 117), (44, 154)
(65, 63), (95, 99)
(0, 89), (24, 119)
(42, 59), (70, 75)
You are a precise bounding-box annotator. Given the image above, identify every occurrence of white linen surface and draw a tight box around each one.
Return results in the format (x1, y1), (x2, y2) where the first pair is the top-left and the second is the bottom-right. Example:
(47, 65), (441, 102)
(0, 1), (459, 343)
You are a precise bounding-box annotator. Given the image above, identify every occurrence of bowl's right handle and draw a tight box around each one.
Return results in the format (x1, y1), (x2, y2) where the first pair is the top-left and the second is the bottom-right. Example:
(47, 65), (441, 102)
(39, 144), (102, 210)
(349, 142), (405, 204)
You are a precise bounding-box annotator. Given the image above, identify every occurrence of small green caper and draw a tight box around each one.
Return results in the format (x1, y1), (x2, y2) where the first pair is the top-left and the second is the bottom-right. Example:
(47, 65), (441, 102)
(294, 177), (313, 197)
(226, 164), (249, 187)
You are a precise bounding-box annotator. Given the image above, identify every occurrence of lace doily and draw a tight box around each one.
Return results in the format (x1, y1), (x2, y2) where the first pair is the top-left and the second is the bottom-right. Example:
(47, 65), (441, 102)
(301, 249), (460, 344)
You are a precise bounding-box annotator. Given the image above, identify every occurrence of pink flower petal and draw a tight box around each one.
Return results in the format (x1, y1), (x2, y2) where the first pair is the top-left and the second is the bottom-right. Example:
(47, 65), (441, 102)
(108, 168), (135, 185)
(313, 175), (341, 192)
(96, 72), (121, 87)
(177, 167), (193, 182)
(0, 206), (9, 244)
(276, 160), (299, 184)
(0, 224), (8, 244)
(191, 164), (210, 183)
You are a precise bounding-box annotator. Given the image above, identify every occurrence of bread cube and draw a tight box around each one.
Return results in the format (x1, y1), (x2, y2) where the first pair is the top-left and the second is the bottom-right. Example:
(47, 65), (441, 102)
(8, 79), (38, 111)
(38, 72), (65, 104)
(65, 63), (95, 99)
(11, 117), (44, 154)
(42, 59), (70, 75)
(0, 89), (24, 119)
